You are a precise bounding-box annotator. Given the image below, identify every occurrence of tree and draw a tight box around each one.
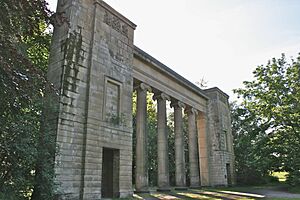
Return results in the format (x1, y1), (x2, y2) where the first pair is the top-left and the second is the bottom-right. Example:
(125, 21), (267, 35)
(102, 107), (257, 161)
(233, 54), (300, 185)
(231, 102), (276, 184)
(0, 1), (56, 199)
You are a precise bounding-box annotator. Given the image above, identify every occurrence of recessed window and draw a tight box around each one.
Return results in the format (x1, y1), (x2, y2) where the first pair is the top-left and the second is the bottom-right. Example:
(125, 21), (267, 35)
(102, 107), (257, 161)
(104, 77), (122, 125)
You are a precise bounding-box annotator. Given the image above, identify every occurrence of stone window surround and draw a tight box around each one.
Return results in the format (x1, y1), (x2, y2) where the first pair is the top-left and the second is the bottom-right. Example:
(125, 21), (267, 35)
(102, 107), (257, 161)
(103, 76), (123, 123)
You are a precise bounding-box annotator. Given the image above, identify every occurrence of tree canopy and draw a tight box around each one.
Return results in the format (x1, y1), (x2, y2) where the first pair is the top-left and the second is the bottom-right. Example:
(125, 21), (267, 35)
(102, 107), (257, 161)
(0, 1), (56, 199)
(233, 54), (300, 185)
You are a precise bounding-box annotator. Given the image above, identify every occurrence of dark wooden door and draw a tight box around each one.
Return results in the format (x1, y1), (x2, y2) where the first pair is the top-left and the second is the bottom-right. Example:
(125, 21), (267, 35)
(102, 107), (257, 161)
(102, 148), (114, 198)
(226, 163), (232, 186)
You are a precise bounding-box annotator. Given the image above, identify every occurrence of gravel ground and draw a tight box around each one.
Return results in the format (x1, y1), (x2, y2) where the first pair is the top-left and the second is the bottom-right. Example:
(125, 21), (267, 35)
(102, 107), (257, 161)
(254, 187), (300, 198)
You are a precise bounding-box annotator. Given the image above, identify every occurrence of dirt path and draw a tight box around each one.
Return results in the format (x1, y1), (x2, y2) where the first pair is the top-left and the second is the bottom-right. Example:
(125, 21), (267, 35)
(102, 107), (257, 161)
(254, 186), (300, 199)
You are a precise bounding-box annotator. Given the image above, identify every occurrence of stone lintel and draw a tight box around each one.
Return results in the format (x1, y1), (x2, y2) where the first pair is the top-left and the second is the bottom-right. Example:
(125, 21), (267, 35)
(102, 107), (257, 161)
(133, 57), (208, 113)
(134, 46), (209, 100)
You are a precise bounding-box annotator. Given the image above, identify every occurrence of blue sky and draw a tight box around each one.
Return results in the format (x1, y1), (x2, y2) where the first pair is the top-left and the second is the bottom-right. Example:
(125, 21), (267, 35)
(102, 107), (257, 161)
(47, 0), (300, 100)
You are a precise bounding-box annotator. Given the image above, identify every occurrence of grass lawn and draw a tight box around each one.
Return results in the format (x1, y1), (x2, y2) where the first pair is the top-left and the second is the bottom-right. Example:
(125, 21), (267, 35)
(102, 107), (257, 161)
(289, 187), (300, 194)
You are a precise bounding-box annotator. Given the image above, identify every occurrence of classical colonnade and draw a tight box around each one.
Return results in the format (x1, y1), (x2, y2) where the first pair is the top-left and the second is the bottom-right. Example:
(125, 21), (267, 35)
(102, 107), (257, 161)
(135, 82), (202, 192)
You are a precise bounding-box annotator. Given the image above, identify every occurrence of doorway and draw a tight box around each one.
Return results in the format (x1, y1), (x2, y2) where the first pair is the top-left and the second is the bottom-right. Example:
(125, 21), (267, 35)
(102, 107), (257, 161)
(101, 148), (120, 198)
(226, 163), (232, 186)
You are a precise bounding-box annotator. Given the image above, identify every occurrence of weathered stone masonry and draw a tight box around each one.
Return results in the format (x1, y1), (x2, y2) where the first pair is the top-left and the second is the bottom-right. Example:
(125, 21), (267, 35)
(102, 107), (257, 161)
(48, 0), (235, 199)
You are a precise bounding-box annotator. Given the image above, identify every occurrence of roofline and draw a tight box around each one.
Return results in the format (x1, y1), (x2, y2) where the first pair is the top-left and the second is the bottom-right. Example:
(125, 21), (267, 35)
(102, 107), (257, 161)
(204, 87), (229, 99)
(97, 0), (137, 29)
(133, 46), (209, 100)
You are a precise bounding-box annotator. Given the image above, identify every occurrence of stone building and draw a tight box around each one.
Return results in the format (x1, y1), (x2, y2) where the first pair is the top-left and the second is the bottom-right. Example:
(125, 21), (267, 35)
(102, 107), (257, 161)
(48, 0), (235, 199)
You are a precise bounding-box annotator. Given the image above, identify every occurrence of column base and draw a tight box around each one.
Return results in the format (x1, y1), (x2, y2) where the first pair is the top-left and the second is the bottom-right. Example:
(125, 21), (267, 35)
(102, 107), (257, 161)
(174, 187), (188, 191)
(189, 186), (201, 189)
(135, 190), (150, 194)
(157, 188), (171, 192)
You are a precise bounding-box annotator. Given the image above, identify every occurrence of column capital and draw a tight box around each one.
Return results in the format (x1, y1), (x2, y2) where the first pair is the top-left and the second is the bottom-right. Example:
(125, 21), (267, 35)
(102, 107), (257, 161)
(153, 92), (170, 101)
(171, 100), (186, 109)
(135, 83), (152, 92)
(185, 107), (198, 115)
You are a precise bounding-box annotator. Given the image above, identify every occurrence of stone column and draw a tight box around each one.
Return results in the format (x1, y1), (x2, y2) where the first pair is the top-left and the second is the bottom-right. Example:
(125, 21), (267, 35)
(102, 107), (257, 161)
(154, 93), (171, 191)
(187, 107), (200, 187)
(135, 83), (151, 192)
(172, 101), (187, 189)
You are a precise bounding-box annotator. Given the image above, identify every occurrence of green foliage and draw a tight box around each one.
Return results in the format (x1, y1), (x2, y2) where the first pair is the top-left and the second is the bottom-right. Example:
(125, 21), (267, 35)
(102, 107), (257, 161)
(233, 54), (300, 186)
(167, 112), (175, 186)
(0, 0), (57, 199)
(272, 171), (288, 182)
(108, 113), (126, 126)
(289, 185), (300, 194)
(287, 170), (300, 187)
(24, 22), (52, 73)
(146, 94), (158, 186)
(0, 0), (51, 90)
(231, 102), (273, 185)
(0, 101), (40, 199)
(132, 92), (158, 186)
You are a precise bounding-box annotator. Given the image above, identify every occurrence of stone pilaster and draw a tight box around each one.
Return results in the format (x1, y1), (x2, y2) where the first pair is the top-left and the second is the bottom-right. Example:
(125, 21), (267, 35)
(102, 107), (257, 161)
(187, 107), (200, 187)
(135, 83), (151, 192)
(171, 101), (187, 189)
(197, 112), (210, 186)
(153, 93), (171, 191)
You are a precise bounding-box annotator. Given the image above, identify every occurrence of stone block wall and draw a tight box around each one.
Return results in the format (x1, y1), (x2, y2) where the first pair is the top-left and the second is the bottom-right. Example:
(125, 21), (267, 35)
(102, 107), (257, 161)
(48, 0), (136, 199)
(204, 87), (235, 186)
(48, 0), (236, 197)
